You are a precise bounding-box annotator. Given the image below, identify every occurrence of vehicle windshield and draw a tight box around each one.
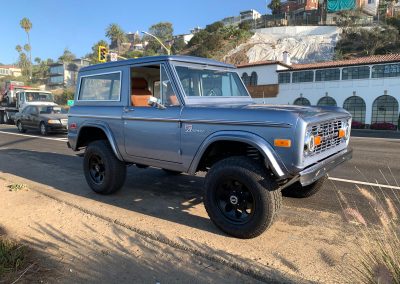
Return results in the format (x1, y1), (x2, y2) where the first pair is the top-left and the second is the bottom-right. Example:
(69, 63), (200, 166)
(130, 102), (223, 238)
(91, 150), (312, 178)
(26, 92), (54, 102)
(38, 106), (67, 114)
(174, 65), (249, 97)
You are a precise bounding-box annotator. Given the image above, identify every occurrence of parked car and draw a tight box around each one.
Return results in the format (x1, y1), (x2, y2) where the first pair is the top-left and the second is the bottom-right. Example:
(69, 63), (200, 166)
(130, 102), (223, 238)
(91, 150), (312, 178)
(68, 55), (352, 239)
(14, 105), (68, 135)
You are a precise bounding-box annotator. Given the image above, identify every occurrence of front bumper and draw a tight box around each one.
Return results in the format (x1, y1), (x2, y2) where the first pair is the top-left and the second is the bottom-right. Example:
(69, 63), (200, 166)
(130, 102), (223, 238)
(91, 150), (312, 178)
(299, 148), (353, 186)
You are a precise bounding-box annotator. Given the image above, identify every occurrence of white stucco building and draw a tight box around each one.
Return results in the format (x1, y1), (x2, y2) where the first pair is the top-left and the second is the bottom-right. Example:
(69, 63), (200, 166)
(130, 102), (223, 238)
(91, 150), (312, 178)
(238, 54), (400, 129)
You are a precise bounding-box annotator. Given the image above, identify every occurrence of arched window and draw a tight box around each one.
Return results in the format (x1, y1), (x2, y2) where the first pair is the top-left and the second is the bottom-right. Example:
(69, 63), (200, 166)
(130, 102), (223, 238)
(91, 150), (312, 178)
(250, 72), (258, 86)
(241, 72), (250, 86)
(371, 95), (399, 129)
(293, 97), (311, 106)
(343, 96), (366, 128)
(317, 96), (337, 107)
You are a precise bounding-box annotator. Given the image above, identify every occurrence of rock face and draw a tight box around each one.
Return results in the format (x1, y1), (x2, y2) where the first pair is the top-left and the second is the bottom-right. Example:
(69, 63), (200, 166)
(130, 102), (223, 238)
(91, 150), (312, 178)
(224, 26), (342, 64)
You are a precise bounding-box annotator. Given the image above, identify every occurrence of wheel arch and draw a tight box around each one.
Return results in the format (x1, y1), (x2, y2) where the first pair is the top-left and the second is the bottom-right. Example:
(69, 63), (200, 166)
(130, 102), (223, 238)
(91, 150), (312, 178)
(188, 131), (287, 178)
(76, 122), (123, 161)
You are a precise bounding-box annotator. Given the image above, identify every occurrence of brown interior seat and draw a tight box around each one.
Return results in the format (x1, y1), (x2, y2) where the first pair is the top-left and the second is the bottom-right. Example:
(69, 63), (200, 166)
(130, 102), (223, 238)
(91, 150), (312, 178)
(131, 78), (151, 106)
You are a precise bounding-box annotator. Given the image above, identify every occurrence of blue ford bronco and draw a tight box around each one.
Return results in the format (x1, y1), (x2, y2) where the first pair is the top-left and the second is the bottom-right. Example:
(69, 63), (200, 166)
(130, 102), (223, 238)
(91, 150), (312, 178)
(68, 55), (352, 238)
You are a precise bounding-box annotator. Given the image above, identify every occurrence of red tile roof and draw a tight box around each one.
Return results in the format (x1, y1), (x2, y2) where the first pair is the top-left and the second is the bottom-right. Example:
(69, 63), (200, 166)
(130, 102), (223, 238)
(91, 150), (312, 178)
(0, 65), (19, 69)
(237, 60), (291, 68)
(236, 54), (400, 71)
(291, 54), (400, 70)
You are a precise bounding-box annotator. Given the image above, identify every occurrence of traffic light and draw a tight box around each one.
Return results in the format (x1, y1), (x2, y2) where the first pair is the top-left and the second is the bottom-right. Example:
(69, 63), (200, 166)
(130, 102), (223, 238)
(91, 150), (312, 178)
(98, 46), (107, 62)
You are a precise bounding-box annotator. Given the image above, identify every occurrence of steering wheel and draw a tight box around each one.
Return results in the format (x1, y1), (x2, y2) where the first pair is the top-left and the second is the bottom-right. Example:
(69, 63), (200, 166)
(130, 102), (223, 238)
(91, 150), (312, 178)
(207, 88), (222, 97)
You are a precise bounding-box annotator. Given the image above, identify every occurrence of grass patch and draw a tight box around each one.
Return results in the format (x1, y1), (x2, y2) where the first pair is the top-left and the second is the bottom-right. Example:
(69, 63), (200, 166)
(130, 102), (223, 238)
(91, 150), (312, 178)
(7, 183), (28, 192)
(0, 237), (27, 278)
(337, 172), (400, 283)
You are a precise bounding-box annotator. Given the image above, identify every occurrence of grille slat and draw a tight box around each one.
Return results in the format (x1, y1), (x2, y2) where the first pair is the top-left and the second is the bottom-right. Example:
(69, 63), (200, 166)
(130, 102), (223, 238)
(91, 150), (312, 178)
(307, 120), (344, 157)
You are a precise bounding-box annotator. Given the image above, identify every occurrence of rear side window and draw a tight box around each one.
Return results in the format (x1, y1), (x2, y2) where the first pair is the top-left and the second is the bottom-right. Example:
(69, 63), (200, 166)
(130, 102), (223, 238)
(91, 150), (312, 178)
(79, 72), (121, 101)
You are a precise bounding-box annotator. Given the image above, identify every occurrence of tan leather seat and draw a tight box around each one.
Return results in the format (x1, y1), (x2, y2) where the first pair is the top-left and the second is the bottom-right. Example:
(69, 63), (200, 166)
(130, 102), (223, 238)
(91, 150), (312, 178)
(131, 78), (151, 107)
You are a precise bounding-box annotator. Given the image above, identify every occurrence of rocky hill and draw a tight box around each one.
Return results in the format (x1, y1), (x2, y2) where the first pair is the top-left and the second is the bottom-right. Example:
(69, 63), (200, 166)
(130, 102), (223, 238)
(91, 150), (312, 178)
(223, 26), (342, 65)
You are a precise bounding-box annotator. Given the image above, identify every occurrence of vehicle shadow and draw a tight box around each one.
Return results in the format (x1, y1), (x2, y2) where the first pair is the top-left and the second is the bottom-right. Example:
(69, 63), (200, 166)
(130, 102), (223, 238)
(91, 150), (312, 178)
(0, 148), (222, 236)
(21, 221), (304, 283)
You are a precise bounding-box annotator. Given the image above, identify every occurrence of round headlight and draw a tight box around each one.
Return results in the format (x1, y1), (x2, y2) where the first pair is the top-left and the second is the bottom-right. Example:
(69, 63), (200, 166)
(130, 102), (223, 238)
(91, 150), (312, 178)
(304, 131), (315, 153)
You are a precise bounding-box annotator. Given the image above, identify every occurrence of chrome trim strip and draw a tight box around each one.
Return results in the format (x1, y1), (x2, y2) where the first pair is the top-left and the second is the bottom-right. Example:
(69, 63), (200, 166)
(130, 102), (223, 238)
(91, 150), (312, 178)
(181, 119), (292, 128)
(69, 114), (292, 127)
(69, 114), (121, 120)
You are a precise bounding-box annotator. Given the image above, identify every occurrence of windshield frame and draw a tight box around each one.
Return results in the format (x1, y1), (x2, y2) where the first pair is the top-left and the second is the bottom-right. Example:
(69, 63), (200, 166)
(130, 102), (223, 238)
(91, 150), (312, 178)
(170, 62), (253, 105)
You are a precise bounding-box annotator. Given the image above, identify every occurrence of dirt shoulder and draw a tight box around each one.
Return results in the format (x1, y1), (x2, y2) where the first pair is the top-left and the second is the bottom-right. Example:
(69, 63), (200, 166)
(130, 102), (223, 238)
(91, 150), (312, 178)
(0, 177), (302, 283)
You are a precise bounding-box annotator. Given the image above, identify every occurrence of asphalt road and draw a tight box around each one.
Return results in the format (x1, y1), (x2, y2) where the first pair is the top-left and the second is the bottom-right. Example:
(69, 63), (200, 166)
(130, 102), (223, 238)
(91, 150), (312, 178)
(0, 124), (399, 223)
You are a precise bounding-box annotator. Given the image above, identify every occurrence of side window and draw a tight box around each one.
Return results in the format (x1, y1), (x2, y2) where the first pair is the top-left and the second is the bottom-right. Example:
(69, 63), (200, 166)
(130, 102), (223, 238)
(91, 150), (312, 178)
(79, 72), (121, 101)
(22, 106), (30, 114)
(130, 64), (179, 107)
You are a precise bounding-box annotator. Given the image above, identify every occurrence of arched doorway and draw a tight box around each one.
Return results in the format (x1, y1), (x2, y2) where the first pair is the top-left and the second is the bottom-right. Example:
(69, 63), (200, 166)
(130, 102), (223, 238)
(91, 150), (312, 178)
(371, 95), (399, 130)
(343, 96), (366, 129)
(241, 73), (250, 86)
(317, 96), (337, 107)
(293, 97), (311, 106)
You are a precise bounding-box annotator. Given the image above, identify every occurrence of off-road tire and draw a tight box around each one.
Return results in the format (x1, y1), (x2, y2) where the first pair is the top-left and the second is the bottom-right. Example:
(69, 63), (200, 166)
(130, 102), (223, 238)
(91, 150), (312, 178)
(282, 175), (328, 198)
(39, 122), (48, 136)
(162, 169), (182, 175)
(204, 156), (282, 239)
(83, 140), (126, 195)
(17, 121), (27, 133)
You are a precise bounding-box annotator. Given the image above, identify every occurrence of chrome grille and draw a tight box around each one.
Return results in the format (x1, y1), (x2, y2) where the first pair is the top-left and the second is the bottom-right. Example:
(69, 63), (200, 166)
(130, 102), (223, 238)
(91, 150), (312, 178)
(308, 120), (344, 156)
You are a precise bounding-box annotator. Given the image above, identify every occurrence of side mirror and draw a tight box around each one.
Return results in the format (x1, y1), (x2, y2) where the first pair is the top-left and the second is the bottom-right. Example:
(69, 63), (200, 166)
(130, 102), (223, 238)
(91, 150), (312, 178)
(147, 96), (166, 110)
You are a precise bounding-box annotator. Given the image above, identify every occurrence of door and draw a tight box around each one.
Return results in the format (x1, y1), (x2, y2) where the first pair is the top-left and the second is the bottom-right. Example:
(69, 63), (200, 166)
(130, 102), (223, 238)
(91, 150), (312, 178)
(123, 63), (182, 164)
(21, 106), (36, 128)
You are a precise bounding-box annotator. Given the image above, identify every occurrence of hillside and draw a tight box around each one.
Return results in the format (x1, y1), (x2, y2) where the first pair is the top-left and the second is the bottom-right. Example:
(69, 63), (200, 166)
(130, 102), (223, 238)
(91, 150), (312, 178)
(223, 26), (342, 65)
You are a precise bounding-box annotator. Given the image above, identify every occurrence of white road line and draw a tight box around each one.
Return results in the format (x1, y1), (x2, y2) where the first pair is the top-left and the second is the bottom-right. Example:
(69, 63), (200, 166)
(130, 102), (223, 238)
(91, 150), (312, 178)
(351, 136), (400, 142)
(329, 177), (400, 190)
(0, 130), (67, 142)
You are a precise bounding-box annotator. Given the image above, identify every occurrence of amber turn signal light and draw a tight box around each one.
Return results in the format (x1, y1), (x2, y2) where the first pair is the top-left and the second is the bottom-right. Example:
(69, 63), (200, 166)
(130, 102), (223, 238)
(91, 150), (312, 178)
(338, 129), (346, 138)
(314, 136), (322, 146)
(274, 139), (292, 148)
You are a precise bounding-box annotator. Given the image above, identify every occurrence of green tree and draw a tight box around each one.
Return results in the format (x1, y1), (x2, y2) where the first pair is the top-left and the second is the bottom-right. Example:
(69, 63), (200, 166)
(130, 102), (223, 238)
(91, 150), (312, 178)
(58, 48), (76, 63)
(105, 23), (127, 54)
(171, 37), (186, 54)
(20, 17), (33, 78)
(268, 0), (281, 15)
(32, 57), (50, 84)
(144, 22), (173, 55)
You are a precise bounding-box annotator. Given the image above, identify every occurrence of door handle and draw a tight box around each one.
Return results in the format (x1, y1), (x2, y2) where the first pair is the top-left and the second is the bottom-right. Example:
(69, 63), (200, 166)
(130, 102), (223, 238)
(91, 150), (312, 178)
(123, 107), (134, 113)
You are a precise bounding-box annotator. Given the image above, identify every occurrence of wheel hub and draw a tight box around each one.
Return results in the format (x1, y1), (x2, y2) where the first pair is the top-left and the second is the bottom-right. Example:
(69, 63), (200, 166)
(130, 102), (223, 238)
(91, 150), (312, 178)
(229, 195), (238, 205)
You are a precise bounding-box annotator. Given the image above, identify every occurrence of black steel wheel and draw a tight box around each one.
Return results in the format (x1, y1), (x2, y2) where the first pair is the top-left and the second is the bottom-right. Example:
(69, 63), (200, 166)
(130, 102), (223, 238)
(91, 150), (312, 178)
(215, 178), (255, 224)
(88, 154), (105, 184)
(204, 156), (282, 239)
(83, 140), (126, 194)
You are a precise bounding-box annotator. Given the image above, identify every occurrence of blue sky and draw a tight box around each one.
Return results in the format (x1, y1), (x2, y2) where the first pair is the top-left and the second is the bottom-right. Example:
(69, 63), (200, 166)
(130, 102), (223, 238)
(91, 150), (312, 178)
(0, 0), (268, 64)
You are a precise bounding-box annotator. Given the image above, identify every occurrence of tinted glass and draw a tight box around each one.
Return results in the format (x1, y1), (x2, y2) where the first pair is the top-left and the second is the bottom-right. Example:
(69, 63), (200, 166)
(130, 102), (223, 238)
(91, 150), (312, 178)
(175, 66), (248, 97)
(79, 72), (121, 101)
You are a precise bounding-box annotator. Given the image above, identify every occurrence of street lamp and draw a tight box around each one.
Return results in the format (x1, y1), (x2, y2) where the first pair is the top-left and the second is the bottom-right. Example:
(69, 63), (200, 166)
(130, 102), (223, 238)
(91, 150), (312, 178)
(141, 31), (171, 55)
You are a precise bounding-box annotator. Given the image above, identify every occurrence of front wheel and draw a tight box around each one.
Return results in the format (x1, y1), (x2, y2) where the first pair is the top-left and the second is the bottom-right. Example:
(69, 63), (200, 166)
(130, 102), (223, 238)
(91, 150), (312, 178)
(39, 122), (48, 136)
(17, 121), (27, 133)
(204, 156), (282, 239)
(83, 140), (126, 194)
(281, 175), (328, 198)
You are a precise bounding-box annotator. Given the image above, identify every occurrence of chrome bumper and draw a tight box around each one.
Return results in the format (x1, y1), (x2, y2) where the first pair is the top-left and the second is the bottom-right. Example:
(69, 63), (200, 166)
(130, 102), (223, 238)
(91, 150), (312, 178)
(299, 148), (352, 186)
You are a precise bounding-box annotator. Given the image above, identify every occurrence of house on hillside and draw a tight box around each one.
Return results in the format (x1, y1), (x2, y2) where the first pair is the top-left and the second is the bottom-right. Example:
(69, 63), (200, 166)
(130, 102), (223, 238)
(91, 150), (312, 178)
(47, 58), (90, 90)
(0, 65), (22, 78)
(237, 53), (400, 130)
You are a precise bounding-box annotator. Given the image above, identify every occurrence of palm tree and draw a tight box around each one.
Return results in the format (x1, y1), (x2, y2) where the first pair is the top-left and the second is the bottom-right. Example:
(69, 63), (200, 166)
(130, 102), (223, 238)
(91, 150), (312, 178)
(20, 17), (32, 78)
(15, 45), (22, 53)
(105, 23), (127, 54)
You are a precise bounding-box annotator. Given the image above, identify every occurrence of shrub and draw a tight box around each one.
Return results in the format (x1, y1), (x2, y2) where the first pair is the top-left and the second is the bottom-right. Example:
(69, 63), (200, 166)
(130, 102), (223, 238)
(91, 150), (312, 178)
(54, 87), (75, 106)
(370, 122), (397, 130)
(352, 120), (365, 129)
(0, 237), (27, 278)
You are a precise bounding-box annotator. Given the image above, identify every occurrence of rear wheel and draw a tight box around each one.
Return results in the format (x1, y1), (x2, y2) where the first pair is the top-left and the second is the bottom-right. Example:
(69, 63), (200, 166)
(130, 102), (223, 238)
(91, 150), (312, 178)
(17, 121), (27, 133)
(281, 175), (328, 198)
(204, 156), (282, 239)
(39, 122), (48, 136)
(83, 140), (126, 194)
